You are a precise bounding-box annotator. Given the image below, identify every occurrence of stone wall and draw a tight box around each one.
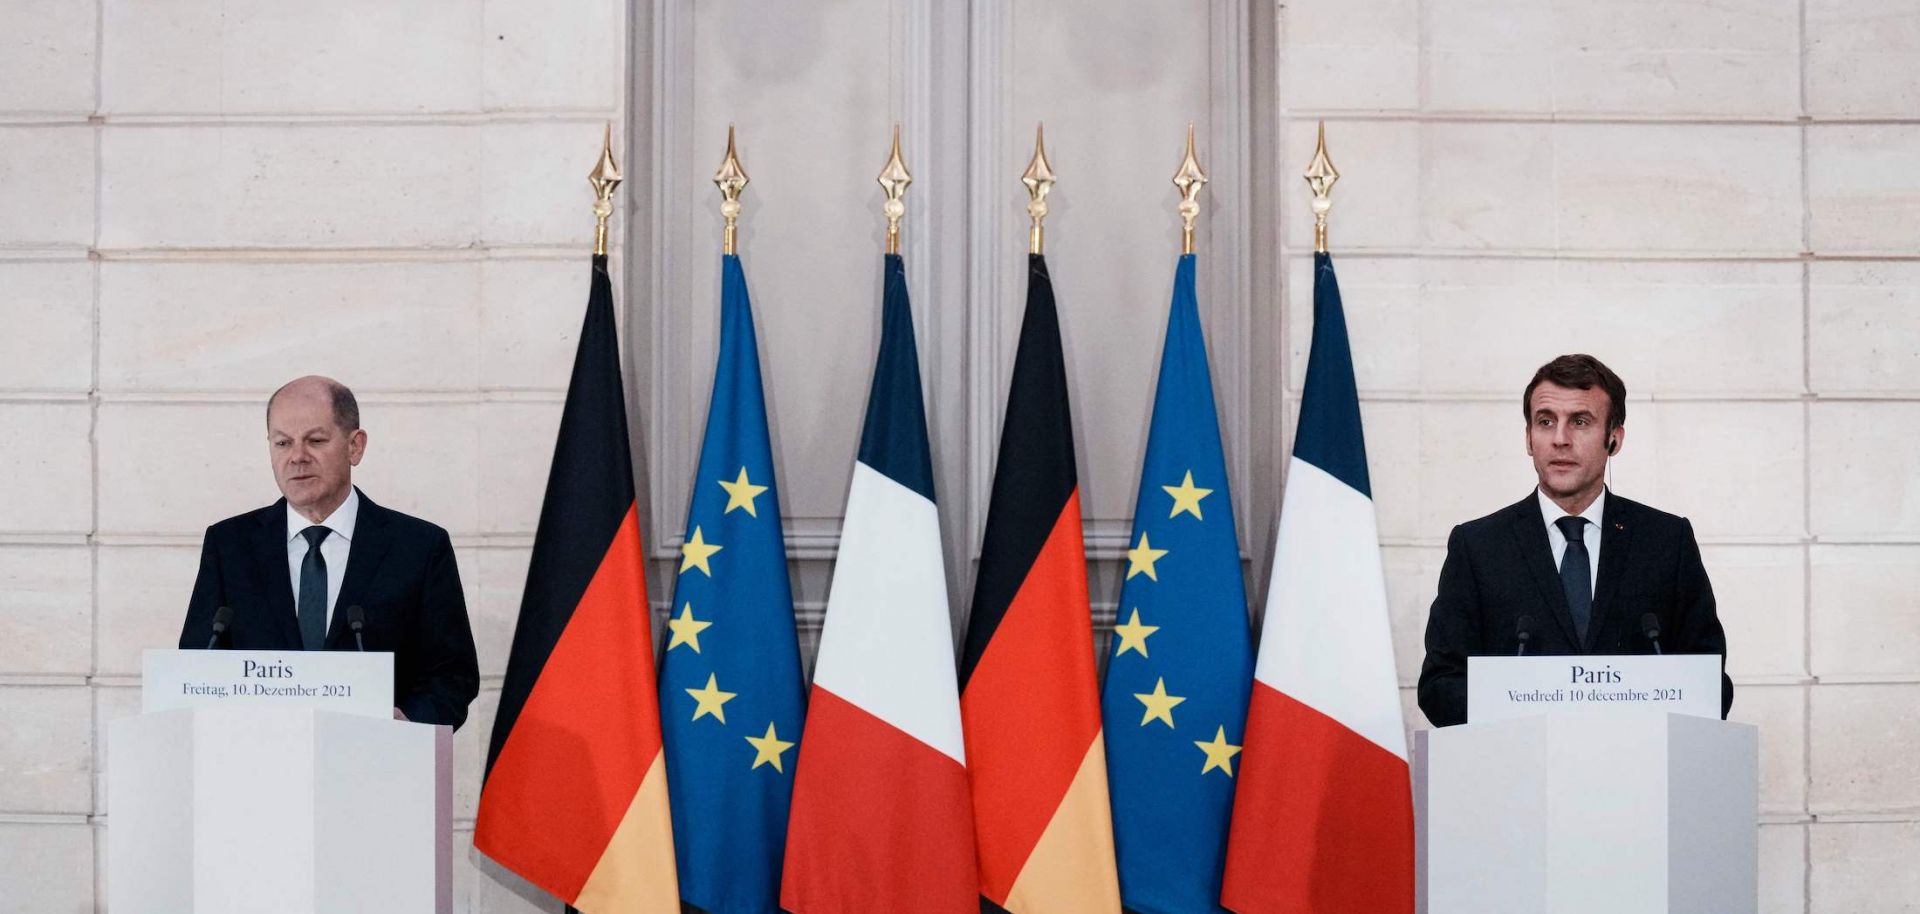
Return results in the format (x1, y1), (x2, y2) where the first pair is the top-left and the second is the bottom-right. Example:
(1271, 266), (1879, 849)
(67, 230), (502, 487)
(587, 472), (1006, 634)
(1281, 1), (1920, 910)
(0, 1), (621, 910)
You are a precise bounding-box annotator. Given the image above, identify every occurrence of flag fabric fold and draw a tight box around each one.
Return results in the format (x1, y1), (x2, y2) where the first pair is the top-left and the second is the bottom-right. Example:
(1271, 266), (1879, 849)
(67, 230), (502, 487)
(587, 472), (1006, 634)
(1101, 253), (1253, 914)
(961, 254), (1122, 914)
(474, 254), (679, 913)
(781, 253), (978, 914)
(658, 253), (807, 914)
(1222, 251), (1414, 913)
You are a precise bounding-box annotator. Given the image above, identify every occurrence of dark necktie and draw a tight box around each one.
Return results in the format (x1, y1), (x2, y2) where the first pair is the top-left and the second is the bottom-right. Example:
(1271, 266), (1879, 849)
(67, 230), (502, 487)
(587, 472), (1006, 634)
(1556, 516), (1592, 645)
(298, 526), (331, 651)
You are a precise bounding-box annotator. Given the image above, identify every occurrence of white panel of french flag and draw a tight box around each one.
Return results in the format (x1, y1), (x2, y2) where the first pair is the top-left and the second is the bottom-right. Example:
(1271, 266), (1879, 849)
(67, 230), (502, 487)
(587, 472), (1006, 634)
(809, 462), (966, 765)
(1255, 456), (1406, 763)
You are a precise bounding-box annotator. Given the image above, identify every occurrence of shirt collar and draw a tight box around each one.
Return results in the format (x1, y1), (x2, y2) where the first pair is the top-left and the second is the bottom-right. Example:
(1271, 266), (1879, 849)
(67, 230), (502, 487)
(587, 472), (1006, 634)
(1537, 486), (1605, 533)
(286, 486), (360, 544)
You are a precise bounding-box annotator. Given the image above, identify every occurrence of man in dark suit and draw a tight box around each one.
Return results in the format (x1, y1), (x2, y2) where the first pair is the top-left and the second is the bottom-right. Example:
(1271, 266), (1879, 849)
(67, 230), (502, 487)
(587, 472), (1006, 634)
(179, 376), (480, 730)
(1417, 354), (1732, 727)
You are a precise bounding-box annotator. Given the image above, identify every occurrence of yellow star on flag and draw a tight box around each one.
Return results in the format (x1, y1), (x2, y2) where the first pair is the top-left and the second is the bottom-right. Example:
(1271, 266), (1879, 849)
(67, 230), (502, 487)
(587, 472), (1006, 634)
(1134, 677), (1187, 728)
(1112, 609), (1159, 658)
(1194, 726), (1243, 776)
(745, 722), (796, 772)
(1126, 531), (1169, 581)
(666, 603), (712, 653)
(1162, 470), (1214, 520)
(718, 467), (769, 517)
(684, 673), (737, 724)
(680, 526), (722, 576)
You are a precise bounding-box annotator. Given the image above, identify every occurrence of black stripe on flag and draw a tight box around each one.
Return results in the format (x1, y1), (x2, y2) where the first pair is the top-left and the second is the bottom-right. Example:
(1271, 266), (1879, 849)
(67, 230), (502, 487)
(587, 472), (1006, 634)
(960, 254), (1078, 689)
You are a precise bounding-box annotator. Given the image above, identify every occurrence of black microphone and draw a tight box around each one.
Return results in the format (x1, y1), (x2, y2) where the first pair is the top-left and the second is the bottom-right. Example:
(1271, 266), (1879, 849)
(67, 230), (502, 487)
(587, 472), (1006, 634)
(1515, 614), (1533, 657)
(347, 605), (367, 652)
(205, 606), (234, 650)
(1640, 612), (1665, 655)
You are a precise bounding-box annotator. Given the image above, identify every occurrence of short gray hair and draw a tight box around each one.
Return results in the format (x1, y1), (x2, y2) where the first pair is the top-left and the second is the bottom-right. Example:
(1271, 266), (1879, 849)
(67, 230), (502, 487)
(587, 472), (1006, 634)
(267, 377), (360, 432)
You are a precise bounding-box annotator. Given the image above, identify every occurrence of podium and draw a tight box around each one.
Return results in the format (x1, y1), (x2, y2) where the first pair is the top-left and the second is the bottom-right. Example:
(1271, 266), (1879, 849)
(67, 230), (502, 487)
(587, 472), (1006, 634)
(108, 650), (452, 913)
(1414, 656), (1758, 914)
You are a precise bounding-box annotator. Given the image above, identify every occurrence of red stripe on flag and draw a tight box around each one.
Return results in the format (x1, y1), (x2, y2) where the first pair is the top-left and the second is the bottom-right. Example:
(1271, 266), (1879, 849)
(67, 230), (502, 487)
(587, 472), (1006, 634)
(475, 505), (665, 903)
(961, 491), (1103, 904)
(782, 687), (976, 914)
(1223, 682), (1414, 914)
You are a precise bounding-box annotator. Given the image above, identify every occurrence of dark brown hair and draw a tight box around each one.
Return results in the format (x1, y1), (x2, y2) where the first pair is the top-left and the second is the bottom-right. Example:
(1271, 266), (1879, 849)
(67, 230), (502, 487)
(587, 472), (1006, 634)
(1523, 354), (1625, 432)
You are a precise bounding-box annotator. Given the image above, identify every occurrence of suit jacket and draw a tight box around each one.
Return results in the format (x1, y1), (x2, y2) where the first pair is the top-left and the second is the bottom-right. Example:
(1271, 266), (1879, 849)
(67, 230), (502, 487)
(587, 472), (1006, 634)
(179, 488), (480, 731)
(1416, 490), (1733, 727)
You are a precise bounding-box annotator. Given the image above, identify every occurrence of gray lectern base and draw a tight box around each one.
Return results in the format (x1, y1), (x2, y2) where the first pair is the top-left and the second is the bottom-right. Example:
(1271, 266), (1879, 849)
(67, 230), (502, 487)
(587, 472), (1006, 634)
(108, 706), (452, 914)
(1413, 710), (1757, 914)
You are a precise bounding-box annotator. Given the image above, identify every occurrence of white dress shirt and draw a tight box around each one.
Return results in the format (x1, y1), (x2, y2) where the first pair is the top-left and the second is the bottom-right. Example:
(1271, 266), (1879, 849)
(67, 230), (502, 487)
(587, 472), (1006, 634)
(286, 487), (358, 633)
(1538, 487), (1604, 597)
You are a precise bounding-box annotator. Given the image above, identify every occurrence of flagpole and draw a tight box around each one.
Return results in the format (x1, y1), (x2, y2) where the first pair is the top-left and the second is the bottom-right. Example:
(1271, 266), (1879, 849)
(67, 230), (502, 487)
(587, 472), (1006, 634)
(1304, 120), (1339, 253)
(589, 123), (622, 258)
(1022, 123), (1056, 255)
(714, 126), (749, 255)
(878, 125), (912, 254)
(1172, 123), (1207, 255)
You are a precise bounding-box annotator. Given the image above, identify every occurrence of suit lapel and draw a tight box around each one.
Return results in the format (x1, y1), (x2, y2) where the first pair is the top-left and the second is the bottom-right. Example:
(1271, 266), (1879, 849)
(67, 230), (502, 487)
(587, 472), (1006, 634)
(251, 500), (304, 650)
(326, 489), (393, 649)
(1507, 493), (1581, 647)
(1587, 493), (1635, 652)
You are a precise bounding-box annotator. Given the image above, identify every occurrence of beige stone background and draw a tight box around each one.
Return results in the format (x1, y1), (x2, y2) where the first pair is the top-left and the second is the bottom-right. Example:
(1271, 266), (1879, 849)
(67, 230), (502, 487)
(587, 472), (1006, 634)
(0, 0), (1916, 911)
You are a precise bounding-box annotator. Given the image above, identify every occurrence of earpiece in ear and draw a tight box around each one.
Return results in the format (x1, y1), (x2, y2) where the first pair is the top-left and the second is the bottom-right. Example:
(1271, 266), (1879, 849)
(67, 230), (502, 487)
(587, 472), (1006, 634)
(1607, 436), (1619, 456)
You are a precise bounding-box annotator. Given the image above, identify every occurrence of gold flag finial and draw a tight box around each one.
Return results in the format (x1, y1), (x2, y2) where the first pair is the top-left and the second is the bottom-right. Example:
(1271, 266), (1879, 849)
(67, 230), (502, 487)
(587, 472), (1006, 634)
(1303, 121), (1339, 253)
(1021, 123), (1057, 255)
(877, 125), (912, 255)
(588, 123), (623, 257)
(1172, 122), (1208, 255)
(713, 125), (749, 255)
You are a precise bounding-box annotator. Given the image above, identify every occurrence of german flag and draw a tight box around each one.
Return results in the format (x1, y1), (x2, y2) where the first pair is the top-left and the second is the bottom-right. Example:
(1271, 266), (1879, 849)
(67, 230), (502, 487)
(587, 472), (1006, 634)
(962, 254), (1121, 913)
(473, 254), (678, 912)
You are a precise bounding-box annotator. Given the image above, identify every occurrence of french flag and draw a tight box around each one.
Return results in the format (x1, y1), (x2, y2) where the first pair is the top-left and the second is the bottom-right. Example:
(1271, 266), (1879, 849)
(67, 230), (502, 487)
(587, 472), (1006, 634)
(1222, 251), (1414, 912)
(781, 253), (978, 913)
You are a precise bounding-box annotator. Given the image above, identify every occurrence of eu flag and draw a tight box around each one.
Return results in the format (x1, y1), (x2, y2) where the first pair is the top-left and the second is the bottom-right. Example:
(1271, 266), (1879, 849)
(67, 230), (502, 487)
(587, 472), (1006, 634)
(659, 253), (806, 914)
(1100, 253), (1254, 913)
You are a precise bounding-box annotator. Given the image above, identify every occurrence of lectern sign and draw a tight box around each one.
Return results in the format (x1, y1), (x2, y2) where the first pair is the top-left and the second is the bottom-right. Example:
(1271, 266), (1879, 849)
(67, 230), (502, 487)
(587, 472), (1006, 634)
(142, 648), (394, 718)
(1468, 654), (1720, 723)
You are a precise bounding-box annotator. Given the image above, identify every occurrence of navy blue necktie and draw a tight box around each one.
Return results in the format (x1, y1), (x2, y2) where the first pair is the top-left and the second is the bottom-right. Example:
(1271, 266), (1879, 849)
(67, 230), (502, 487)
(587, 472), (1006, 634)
(298, 526), (331, 650)
(1556, 516), (1592, 644)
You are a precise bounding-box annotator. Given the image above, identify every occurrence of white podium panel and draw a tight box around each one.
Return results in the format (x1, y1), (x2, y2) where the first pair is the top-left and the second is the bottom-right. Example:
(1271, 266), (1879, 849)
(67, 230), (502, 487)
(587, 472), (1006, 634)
(1414, 710), (1757, 914)
(109, 652), (451, 914)
(142, 648), (394, 717)
(1468, 654), (1721, 723)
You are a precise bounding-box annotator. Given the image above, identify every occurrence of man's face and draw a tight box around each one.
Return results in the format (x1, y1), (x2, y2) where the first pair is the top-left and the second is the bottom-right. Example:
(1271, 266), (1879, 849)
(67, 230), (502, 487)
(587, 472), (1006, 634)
(267, 386), (365, 519)
(1525, 381), (1618, 501)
